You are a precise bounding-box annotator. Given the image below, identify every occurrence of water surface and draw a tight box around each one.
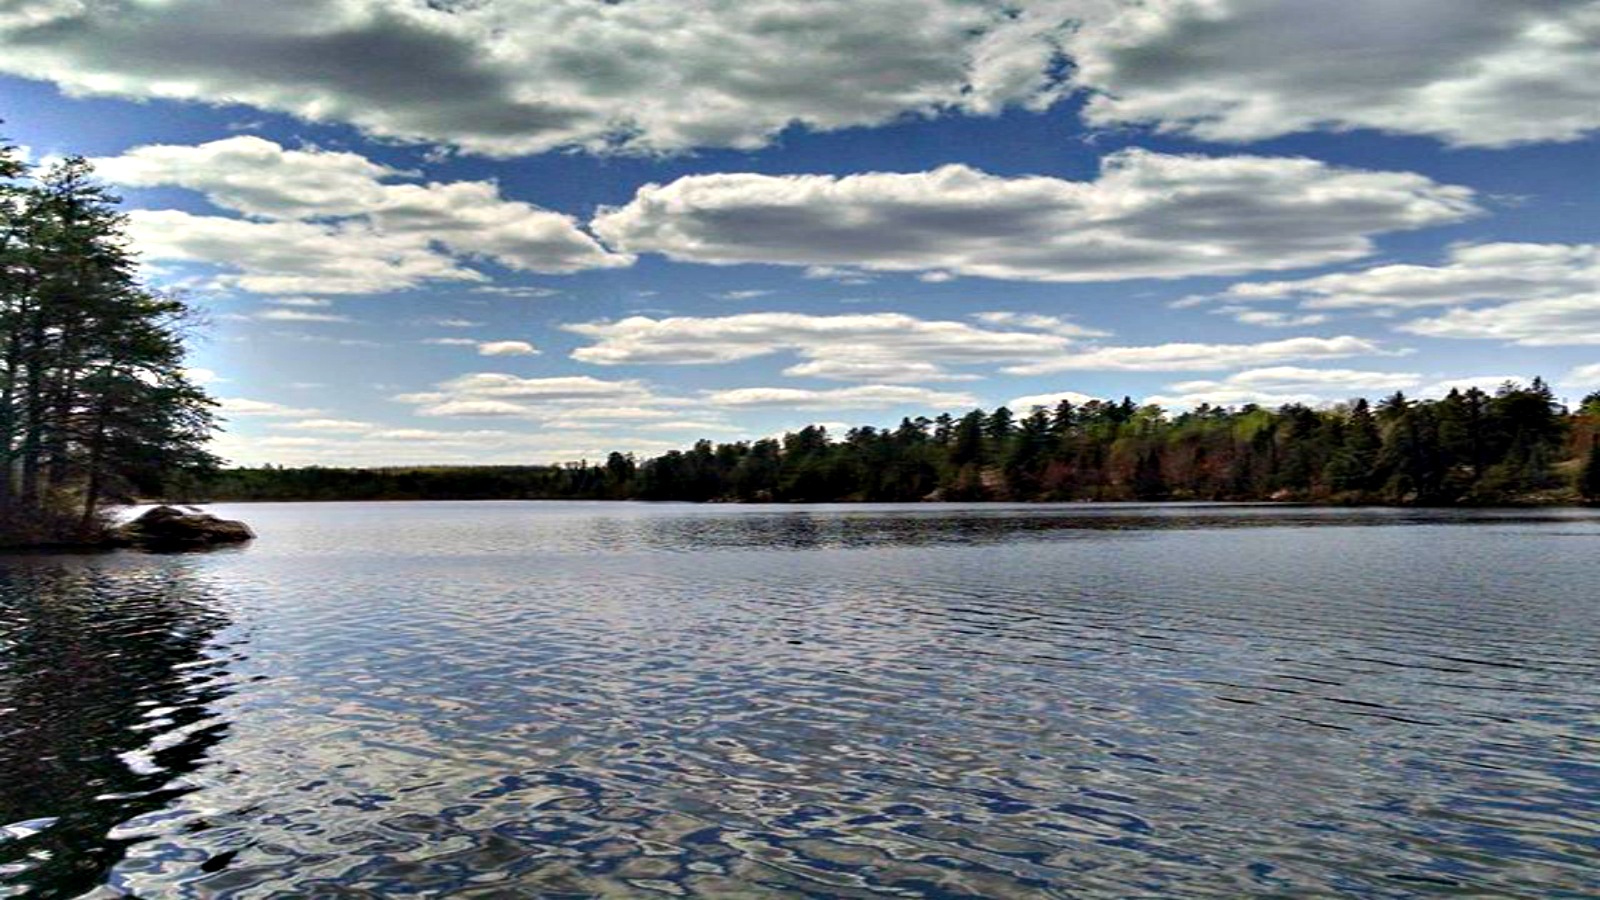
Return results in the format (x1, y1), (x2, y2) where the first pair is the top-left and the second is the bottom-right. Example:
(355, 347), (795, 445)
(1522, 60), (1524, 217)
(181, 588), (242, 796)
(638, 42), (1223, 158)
(3, 502), (1599, 897)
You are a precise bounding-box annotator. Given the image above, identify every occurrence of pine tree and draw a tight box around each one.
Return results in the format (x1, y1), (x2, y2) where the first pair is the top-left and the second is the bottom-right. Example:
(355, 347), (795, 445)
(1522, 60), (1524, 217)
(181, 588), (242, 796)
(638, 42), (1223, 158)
(0, 144), (218, 544)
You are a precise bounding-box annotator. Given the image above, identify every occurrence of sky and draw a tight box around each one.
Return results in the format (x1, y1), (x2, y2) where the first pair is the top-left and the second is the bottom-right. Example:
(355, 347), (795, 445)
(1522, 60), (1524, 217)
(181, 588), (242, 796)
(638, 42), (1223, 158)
(0, 0), (1596, 467)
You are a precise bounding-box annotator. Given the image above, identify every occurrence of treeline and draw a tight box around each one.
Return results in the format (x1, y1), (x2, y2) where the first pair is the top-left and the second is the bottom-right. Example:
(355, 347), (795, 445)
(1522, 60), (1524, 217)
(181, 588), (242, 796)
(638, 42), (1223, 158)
(204, 380), (1600, 506)
(1, 134), (216, 545)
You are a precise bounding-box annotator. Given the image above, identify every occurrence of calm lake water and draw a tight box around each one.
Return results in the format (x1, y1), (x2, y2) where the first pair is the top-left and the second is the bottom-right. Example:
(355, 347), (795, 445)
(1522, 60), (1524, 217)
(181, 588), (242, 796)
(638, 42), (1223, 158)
(2, 502), (1599, 898)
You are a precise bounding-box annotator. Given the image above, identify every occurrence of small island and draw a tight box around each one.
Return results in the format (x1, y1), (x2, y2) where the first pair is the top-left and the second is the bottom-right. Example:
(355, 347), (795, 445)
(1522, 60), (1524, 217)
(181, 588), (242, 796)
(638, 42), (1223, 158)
(0, 145), (226, 549)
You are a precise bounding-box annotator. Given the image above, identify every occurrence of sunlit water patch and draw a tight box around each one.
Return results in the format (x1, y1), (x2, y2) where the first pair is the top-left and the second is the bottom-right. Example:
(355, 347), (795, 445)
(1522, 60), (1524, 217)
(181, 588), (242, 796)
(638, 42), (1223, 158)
(3, 502), (1599, 897)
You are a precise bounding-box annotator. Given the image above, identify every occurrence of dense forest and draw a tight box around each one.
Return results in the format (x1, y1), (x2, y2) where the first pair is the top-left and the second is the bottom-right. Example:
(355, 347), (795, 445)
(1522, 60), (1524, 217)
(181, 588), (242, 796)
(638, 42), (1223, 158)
(204, 380), (1600, 506)
(0, 133), (217, 545)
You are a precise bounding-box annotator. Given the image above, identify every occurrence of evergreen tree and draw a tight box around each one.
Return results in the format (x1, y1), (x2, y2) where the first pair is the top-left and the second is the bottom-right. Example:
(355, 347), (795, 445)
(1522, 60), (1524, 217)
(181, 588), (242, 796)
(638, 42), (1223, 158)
(0, 142), (217, 544)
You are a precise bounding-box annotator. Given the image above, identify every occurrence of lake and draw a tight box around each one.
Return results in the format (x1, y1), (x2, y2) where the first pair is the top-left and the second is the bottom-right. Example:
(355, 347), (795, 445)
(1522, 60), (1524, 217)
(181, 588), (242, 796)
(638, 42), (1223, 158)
(2, 502), (1599, 898)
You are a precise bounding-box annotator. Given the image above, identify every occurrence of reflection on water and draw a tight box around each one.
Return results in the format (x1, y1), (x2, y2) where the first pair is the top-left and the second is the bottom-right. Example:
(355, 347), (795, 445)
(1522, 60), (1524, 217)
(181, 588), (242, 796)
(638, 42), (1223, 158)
(0, 557), (235, 896)
(3, 502), (1600, 898)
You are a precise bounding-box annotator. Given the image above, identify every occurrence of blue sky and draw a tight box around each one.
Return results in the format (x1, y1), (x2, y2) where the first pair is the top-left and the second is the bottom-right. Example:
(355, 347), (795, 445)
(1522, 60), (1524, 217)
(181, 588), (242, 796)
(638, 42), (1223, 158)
(1, 1), (1596, 466)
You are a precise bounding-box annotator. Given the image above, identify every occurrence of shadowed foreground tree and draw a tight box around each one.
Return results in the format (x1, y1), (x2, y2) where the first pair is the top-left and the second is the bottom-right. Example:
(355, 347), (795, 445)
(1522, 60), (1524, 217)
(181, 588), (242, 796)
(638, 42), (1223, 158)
(0, 135), (217, 545)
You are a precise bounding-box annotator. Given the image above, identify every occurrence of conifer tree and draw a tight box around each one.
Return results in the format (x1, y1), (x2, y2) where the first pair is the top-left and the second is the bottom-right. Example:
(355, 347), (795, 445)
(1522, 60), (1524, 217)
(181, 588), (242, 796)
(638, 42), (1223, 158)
(0, 137), (217, 544)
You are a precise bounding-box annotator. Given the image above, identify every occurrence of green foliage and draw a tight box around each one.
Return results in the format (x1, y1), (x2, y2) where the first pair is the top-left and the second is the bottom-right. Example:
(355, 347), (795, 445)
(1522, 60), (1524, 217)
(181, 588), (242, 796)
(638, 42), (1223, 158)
(1580, 439), (1600, 503)
(0, 133), (217, 545)
(197, 381), (1587, 507)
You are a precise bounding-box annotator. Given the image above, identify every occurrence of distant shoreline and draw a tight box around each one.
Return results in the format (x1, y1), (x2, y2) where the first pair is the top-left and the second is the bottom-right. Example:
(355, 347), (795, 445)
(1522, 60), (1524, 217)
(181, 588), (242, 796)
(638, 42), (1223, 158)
(158, 496), (1592, 509)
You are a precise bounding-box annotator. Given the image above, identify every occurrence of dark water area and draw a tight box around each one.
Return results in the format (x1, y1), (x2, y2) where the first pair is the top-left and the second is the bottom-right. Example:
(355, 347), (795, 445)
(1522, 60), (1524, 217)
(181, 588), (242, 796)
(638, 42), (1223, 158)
(2, 502), (1598, 898)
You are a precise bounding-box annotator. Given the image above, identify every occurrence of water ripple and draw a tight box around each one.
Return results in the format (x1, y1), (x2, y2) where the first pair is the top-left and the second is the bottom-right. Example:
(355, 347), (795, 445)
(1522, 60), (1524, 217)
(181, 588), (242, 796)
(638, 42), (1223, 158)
(2, 502), (1599, 897)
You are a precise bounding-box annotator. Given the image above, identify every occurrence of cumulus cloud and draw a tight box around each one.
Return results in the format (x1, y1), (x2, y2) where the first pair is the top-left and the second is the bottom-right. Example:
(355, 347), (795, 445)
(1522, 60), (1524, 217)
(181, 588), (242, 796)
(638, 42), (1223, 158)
(1206, 242), (1600, 346)
(563, 312), (1077, 382)
(392, 373), (711, 428)
(95, 137), (628, 293)
(1070, 0), (1600, 148)
(1215, 308), (1329, 329)
(1006, 335), (1390, 374)
(126, 210), (480, 295)
(1147, 366), (1423, 409)
(255, 308), (352, 323)
(1218, 243), (1599, 310)
(423, 337), (539, 355)
(592, 150), (1478, 282)
(477, 340), (540, 357)
(0, 0), (1075, 156)
(704, 385), (978, 410)
(1564, 364), (1600, 390)
(278, 418), (378, 433)
(4, 2), (1593, 155)
(1400, 296), (1600, 346)
(216, 397), (322, 417)
(972, 312), (1109, 337)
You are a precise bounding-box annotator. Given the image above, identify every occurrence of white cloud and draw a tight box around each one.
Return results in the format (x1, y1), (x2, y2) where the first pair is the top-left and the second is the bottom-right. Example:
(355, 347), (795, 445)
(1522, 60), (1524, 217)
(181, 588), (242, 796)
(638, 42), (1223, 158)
(216, 397), (321, 417)
(972, 311), (1110, 338)
(592, 150), (1478, 282)
(477, 340), (540, 357)
(1147, 367), (1422, 410)
(126, 209), (479, 295)
(1172, 366), (1421, 395)
(1218, 243), (1600, 310)
(1400, 295), (1600, 346)
(278, 418), (378, 433)
(637, 420), (749, 433)
(564, 312), (1076, 382)
(1218, 308), (1330, 329)
(470, 285), (562, 298)
(392, 373), (710, 428)
(0, 1), (1075, 156)
(1206, 242), (1600, 346)
(6, 2), (1592, 157)
(95, 137), (629, 293)
(1564, 364), (1600, 390)
(255, 308), (352, 323)
(705, 385), (978, 410)
(1009, 390), (1100, 411)
(409, 373), (659, 402)
(1006, 335), (1390, 374)
(1070, 0), (1600, 148)
(421, 337), (546, 357)
(803, 266), (877, 285)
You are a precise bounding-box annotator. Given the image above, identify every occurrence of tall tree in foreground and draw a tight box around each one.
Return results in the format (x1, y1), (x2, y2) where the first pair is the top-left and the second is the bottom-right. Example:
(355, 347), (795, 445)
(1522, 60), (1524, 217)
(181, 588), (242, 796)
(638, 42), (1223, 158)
(0, 136), (218, 544)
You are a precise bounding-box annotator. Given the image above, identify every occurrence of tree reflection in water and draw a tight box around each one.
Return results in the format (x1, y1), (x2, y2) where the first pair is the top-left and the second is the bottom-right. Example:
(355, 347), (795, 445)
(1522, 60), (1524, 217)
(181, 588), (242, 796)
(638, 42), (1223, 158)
(0, 555), (234, 897)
